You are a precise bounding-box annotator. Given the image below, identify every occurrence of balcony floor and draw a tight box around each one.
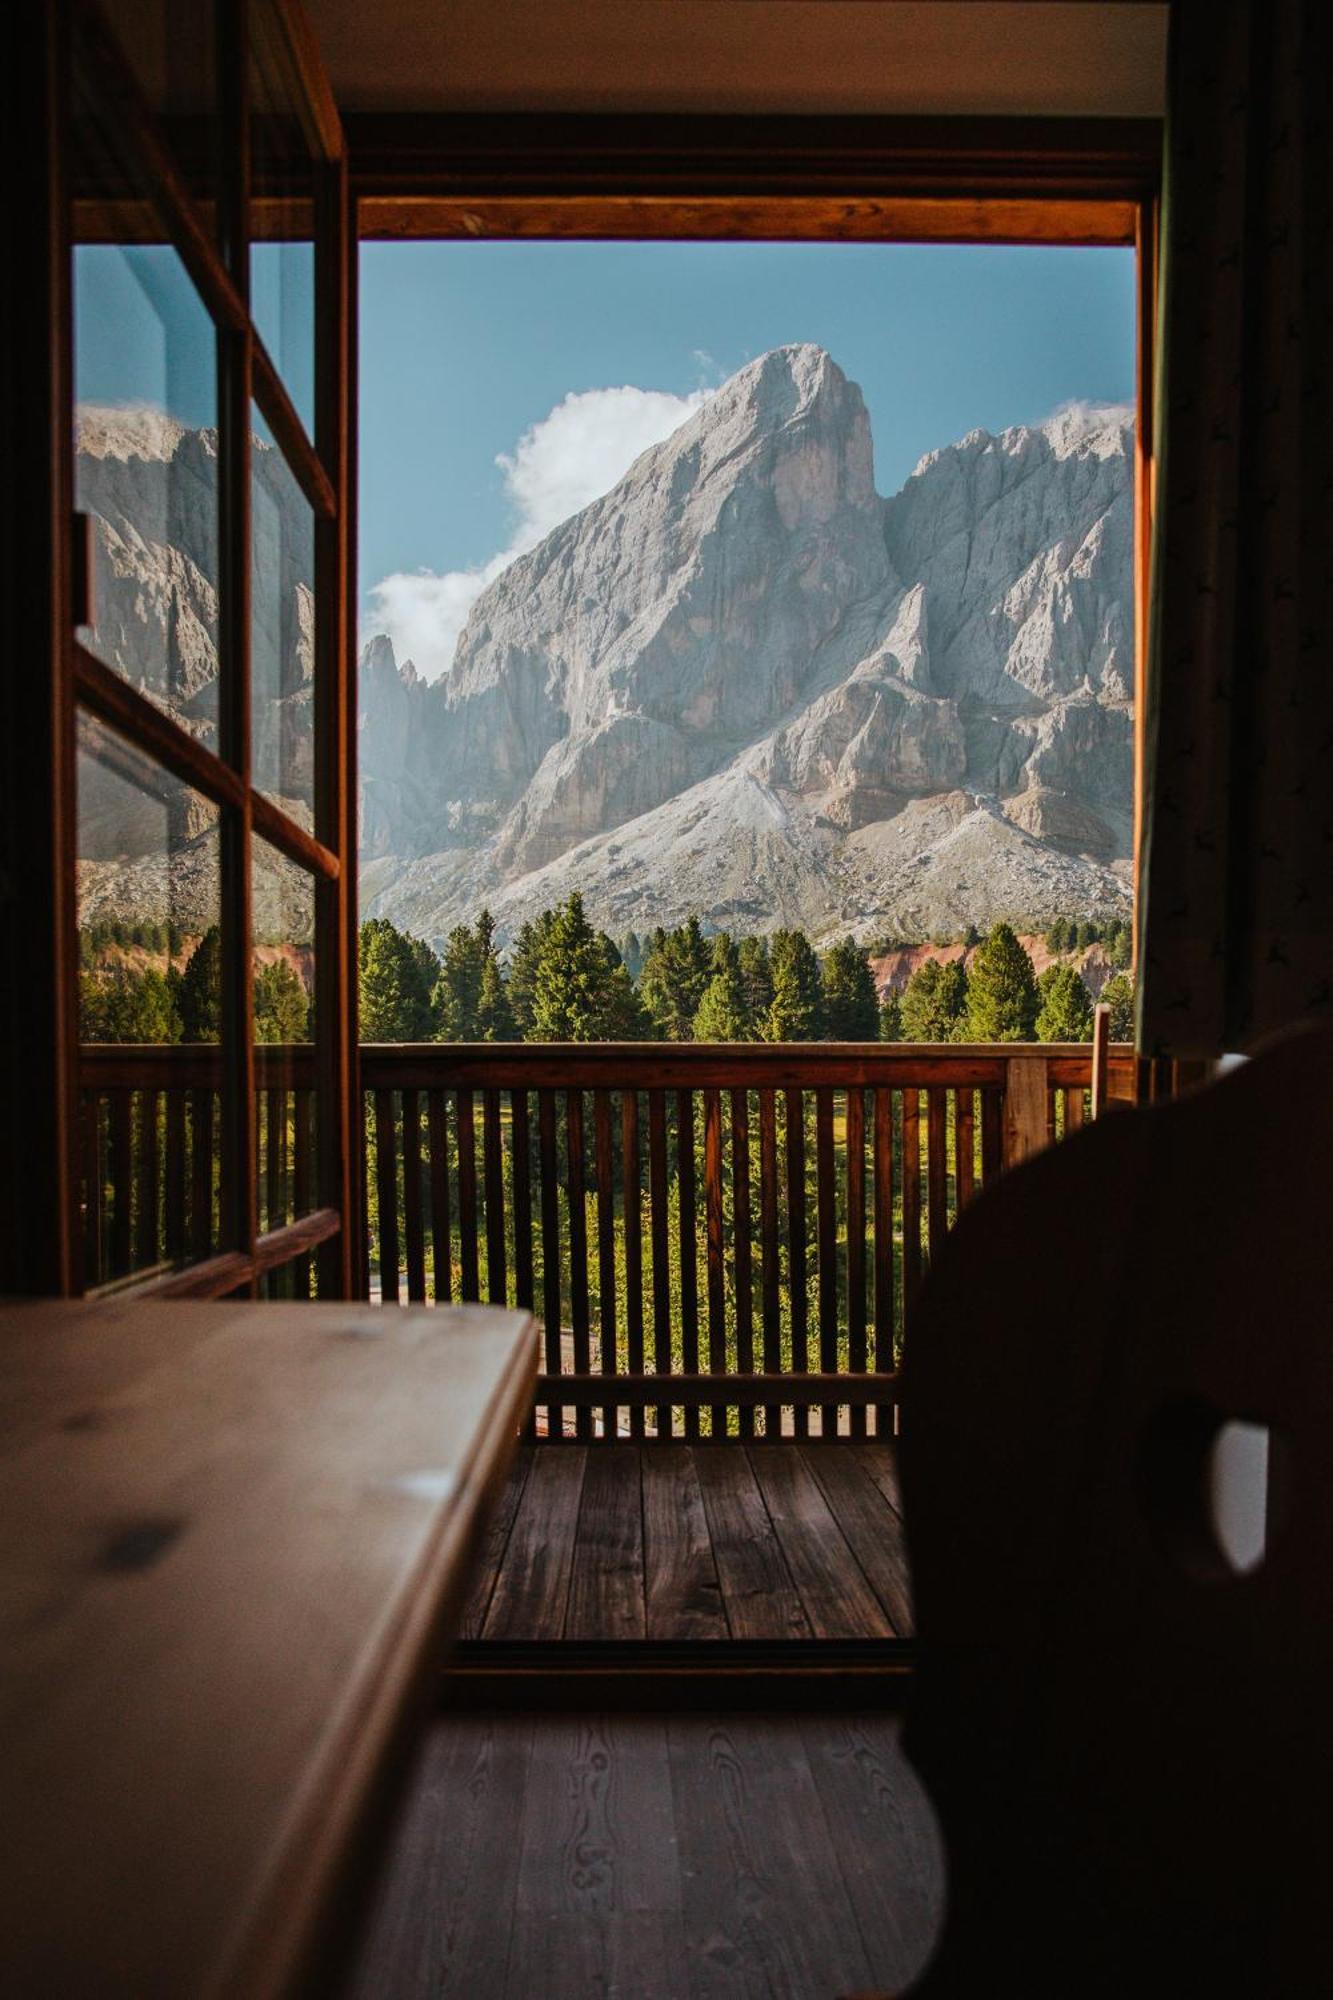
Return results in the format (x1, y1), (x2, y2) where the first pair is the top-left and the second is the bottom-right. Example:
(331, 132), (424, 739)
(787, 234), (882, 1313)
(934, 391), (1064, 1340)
(461, 1442), (914, 1646)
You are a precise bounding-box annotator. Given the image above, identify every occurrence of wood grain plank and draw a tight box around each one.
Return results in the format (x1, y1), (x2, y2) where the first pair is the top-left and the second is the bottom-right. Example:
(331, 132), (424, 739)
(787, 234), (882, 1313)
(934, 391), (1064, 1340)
(692, 1447), (809, 1640)
(373, 1088), (400, 1304)
(641, 1447), (728, 1641)
(800, 1716), (943, 1997)
(748, 1447), (893, 1639)
(483, 1087), (507, 1305)
(458, 1447), (534, 1641)
(502, 1912), (689, 2000)
(566, 1445), (646, 1640)
(927, 1087), (949, 1265)
(901, 1089), (922, 1339)
(344, 1715), (535, 2000)
(815, 1085), (838, 1438)
(510, 1088), (533, 1311)
(956, 1084), (976, 1209)
(853, 1440), (905, 1519)
(537, 1088), (561, 1433)
(801, 1444), (914, 1637)
(516, 1715), (679, 1915)
(481, 1446), (587, 1641)
(668, 1717), (875, 1999)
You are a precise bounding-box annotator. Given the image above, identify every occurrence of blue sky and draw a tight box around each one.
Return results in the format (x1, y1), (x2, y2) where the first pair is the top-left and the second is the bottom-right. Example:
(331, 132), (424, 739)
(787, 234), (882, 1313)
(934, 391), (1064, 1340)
(358, 240), (1134, 677)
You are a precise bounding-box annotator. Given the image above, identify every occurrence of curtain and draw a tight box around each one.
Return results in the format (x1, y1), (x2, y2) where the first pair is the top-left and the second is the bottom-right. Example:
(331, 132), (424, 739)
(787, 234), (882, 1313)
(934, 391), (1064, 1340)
(1138, 0), (1332, 1057)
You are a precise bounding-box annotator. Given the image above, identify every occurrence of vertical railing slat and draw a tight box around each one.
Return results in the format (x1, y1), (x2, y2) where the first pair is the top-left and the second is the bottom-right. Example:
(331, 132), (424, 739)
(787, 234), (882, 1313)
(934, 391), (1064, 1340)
(730, 1086), (754, 1441)
(456, 1087), (479, 1301)
(758, 1087), (781, 1441)
(902, 1088), (922, 1343)
(537, 1088), (562, 1437)
(872, 1085), (894, 1436)
(677, 1088), (699, 1441)
(956, 1086), (976, 1210)
(401, 1086), (425, 1302)
(846, 1085), (866, 1441)
(164, 1086), (187, 1269)
(594, 1088), (617, 1441)
(483, 1088), (507, 1305)
(292, 1085), (313, 1298)
(785, 1086), (808, 1442)
(373, 1088), (400, 1304)
(647, 1089), (671, 1439)
(134, 1088), (160, 1274)
(927, 1087), (948, 1266)
(110, 1089), (133, 1279)
(704, 1086), (726, 1439)
(511, 1087), (533, 1311)
(427, 1091), (452, 1304)
(621, 1090), (645, 1441)
(815, 1085), (838, 1439)
(566, 1089), (591, 1442)
(190, 1086), (214, 1264)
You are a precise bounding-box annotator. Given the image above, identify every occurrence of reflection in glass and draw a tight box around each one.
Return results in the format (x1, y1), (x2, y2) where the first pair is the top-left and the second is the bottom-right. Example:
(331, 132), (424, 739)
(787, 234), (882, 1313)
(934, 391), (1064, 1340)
(252, 407), (317, 821)
(77, 714), (224, 1287)
(72, 68), (221, 732)
(93, 1), (218, 233)
(250, 4), (316, 434)
(253, 837), (318, 1240)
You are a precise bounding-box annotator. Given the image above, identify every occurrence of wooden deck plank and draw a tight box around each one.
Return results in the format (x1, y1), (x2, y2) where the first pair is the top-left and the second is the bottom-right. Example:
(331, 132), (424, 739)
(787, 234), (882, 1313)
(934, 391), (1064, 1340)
(502, 1914), (690, 2000)
(565, 1446), (647, 1641)
(345, 1715), (535, 1999)
(641, 1447), (728, 1641)
(459, 1447), (534, 1641)
(853, 1439), (906, 1517)
(668, 1716), (876, 1998)
(799, 1716), (943, 1996)
(516, 1716), (681, 1916)
(692, 1448), (810, 1641)
(747, 1448), (894, 1640)
(802, 1444), (915, 1637)
(481, 1448), (587, 1641)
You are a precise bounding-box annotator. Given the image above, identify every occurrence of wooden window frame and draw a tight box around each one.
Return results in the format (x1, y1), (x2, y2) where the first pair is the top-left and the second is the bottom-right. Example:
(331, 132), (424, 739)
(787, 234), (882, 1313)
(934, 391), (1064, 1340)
(55, 0), (360, 1302)
(350, 108), (1160, 966)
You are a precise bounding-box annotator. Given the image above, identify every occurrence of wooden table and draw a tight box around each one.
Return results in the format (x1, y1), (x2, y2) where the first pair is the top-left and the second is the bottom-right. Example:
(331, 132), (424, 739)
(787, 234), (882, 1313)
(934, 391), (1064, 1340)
(0, 1297), (536, 1998)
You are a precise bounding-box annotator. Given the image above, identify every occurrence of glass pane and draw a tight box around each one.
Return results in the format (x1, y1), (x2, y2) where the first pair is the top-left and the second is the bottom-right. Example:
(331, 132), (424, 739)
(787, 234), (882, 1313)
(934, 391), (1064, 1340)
(250, 3), (316, 435)
(252, 406), (317, 823)
(253, 836), (318, 1236)
(77, 712), (225, 1288)
(72, 65), (221, 736)
(92, 1), (218, 235)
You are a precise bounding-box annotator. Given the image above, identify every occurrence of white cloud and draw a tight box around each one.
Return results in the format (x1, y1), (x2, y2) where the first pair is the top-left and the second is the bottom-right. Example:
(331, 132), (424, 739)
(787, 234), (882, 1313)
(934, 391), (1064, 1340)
(364, 382), (711, 681)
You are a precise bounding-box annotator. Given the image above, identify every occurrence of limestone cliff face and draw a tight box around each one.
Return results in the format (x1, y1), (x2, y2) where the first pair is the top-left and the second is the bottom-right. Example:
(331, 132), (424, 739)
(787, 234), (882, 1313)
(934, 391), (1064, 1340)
(361, 347), (1133, 945)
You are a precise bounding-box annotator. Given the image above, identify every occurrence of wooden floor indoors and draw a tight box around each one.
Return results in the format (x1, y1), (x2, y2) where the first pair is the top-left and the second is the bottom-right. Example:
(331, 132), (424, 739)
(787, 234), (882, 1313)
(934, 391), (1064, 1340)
(344, 1710), (943, 1999)
(461, 1443), (914, 1645)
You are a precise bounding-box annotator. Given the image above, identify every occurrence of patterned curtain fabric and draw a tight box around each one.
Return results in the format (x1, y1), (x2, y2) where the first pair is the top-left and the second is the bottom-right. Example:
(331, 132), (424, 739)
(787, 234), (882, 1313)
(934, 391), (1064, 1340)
(1138, 0), (1332, 1056)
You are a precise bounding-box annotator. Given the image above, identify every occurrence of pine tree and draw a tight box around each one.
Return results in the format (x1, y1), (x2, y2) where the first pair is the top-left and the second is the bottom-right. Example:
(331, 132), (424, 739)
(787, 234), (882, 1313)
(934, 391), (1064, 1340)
(693, 935), (754, 1040)
(177, 925), (223, 1042)
(435, 912), (504, 1040)
(1035, 962), (1094, 1042)
(879, 992), (903, 1042)
(1100, 971), (1135, 1040)
(737, 936), (774, 1023)
(529, 894), (647, 1041)
(253, 959), (311, 1042)
(358, 918), (439, 1041)
(79, 965), (181, 1043)
(475, 955), (517, 1041)
(820, 939), (880, 1040)
(763, 930), (824, 1041)
(1045, 917), (1071, 955)
(638, 917), (713, 1040)
(507, 910), (559, 1037)
(1106, 920), (1133, 971)
(900, 959), (968, 1041)
(965, 923), (1039, 1042)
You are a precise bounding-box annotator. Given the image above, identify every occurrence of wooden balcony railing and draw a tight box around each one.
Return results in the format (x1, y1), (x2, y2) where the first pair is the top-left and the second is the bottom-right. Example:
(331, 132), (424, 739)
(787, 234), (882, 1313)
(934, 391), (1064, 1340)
(360, 1038), (1135, 1440)
(78, 1036), (1136, 1428)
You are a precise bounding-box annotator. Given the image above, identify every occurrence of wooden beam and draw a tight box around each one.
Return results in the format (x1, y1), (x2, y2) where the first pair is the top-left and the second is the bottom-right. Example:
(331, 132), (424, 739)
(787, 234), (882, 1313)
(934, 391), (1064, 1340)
(536, 1372), (903, 1410)
(1002, 1054), (1050, 1168)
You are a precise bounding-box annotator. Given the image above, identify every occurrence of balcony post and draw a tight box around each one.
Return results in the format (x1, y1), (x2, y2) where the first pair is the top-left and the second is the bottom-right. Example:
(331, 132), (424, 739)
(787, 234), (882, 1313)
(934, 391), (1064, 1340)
(1003, 1052), (1049, 1168)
